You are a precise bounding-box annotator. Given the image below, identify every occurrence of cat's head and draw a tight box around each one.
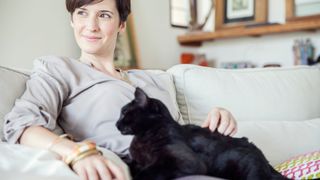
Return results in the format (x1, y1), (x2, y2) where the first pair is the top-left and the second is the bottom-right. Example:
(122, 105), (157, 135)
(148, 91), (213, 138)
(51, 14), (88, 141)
(116, 87), (172, 135)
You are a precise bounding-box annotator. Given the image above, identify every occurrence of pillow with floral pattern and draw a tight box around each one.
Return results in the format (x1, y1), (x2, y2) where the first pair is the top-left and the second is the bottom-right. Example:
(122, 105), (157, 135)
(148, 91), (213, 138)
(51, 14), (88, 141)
(274, 151), (320, 179)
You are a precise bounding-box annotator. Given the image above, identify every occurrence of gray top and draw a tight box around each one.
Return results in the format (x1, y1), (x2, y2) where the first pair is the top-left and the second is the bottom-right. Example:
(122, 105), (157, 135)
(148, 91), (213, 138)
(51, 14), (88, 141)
(3, 56), (181, 156)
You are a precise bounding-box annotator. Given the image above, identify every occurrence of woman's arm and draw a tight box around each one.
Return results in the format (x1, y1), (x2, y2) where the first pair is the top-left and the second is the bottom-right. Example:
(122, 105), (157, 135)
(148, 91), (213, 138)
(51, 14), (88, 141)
(19, 126), (76, 157)
(20, 126), (126, 180)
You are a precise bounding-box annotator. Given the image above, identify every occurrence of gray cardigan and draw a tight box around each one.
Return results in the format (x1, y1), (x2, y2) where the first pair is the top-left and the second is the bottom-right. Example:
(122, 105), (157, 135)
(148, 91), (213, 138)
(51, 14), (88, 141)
(4, 56), (181, 157)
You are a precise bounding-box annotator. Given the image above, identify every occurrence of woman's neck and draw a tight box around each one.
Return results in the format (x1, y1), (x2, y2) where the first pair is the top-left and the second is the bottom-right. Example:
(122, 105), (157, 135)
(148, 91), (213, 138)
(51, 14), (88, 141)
(80, 53), (120, 78)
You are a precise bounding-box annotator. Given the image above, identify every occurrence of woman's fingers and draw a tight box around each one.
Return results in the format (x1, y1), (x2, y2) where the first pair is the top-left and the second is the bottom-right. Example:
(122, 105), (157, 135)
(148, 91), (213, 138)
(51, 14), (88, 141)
(204, 107), (238, 136)
(105, 159), (126, 180)
(96, 159), (112, 180)
(209, 110), (220, 132)
(224, 122), (236, 136)
(201, 115), (210, 128)
(86, 165), (100, 180)
(217, 110), (230, 135)
(73, 165), (88, 180)
(202, 108), (220, 132)
(230, 126), (238, 137)
(72, 154), (126, 180)
(223, 112), (237, 136)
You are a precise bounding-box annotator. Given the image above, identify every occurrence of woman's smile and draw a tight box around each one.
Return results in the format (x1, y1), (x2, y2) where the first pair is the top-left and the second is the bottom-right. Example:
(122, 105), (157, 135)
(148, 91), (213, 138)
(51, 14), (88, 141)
(82, 35), (102, 42)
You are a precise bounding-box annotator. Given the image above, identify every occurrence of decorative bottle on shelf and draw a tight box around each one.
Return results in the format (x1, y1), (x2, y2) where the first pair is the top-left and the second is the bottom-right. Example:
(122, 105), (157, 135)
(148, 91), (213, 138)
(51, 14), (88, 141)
(188, 0), (214, 32)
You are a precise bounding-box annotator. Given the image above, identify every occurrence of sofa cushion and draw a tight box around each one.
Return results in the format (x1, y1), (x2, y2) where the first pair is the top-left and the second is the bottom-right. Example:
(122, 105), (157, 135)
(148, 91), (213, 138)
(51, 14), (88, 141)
(167, 64), (320, 124)
(146, 69), (184, 124)
(236, 118), (320, 166)
(0, 66), (29, 141)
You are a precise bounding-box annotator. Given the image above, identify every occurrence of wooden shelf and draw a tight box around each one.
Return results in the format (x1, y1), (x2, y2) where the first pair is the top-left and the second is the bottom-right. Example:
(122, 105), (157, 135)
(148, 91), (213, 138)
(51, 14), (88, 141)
(178, 19), (320, 46)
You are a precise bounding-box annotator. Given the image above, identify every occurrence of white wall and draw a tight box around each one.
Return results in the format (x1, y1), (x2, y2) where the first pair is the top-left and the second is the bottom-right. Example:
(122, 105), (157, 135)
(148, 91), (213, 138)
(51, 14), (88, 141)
(131, 0), (193, 70)
(132, 0), (320, 69)
(0, 0), (79, 70)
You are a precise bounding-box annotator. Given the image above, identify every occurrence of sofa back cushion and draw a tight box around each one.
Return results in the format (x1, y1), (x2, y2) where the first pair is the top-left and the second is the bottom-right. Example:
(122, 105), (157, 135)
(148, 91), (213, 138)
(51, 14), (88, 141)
(167, 64), (320, 124)
(0, 66), (29, 141)
(167, 64), (320, 165)
(146, 69), (184, 124)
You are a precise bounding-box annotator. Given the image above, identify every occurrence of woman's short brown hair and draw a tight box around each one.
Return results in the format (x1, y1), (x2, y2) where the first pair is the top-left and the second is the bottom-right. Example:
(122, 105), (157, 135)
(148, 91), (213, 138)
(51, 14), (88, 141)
(66, 0), (131, 22)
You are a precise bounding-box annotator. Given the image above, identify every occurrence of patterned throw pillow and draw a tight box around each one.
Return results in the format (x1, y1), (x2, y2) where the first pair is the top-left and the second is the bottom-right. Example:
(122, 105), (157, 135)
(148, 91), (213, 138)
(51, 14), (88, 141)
(274, 151), (320, 179)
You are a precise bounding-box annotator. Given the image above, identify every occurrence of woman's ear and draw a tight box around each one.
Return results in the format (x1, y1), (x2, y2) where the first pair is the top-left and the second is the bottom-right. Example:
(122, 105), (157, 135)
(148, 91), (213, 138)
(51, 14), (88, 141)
(70, 21), (74, 28)
(119, 22), (126, 34)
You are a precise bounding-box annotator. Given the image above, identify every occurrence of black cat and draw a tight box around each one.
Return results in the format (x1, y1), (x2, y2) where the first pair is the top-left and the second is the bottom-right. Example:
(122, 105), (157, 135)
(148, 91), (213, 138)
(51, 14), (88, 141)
(116, 87), (288, 180)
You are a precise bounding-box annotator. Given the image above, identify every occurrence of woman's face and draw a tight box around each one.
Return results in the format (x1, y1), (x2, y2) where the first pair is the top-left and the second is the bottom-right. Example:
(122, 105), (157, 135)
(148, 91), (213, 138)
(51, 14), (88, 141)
(71, 0), (125, 57)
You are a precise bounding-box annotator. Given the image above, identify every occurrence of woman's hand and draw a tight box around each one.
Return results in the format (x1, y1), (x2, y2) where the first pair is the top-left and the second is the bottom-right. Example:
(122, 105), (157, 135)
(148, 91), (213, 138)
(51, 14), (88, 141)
(72, 154), (126, 180)
(202, 107), (237, 136)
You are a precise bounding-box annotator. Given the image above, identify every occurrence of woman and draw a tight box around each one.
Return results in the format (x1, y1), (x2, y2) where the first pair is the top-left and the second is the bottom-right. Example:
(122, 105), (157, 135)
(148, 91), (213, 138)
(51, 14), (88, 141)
(3, 0), (237, 179)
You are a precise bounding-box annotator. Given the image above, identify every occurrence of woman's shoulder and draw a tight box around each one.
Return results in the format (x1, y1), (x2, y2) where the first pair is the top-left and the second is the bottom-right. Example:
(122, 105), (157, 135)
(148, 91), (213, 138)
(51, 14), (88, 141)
(31, 55), (86, 82)
(32, 55), (78, 69)
(32, 55), (88, 74)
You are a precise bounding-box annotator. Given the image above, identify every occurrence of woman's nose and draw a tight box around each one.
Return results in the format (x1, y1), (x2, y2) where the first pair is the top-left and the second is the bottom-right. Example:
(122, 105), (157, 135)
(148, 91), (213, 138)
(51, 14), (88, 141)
(86, 16), (99, 32)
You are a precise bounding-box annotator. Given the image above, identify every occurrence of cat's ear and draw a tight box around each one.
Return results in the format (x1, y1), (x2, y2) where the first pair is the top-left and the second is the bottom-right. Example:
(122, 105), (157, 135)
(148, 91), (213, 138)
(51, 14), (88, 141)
(134, 87), (148, 107)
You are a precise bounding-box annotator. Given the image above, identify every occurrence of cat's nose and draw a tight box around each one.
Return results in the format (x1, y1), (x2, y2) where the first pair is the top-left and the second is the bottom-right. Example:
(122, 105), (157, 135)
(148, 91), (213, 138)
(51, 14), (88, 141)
(116, 121), (122, 130)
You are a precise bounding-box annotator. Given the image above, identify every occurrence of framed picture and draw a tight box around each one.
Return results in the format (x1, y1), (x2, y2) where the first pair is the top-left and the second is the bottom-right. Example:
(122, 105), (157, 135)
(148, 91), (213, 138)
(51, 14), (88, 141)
(215, 0), (268, 29)
(114, 15), (140, 69)
(224, 0), (255, 23)
(286, 0), (320, 21)
(170, 0), (190, 28)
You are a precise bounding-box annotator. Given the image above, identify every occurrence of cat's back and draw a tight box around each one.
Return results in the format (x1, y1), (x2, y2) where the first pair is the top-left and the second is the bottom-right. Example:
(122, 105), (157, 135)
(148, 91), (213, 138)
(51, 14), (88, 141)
(182, 124), (215, 139)
(182, 124), (252, 150)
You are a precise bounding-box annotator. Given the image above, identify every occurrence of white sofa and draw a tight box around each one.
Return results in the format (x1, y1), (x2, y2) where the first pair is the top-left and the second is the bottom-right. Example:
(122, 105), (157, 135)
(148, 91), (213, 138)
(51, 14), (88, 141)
(1, 64), (319, 179)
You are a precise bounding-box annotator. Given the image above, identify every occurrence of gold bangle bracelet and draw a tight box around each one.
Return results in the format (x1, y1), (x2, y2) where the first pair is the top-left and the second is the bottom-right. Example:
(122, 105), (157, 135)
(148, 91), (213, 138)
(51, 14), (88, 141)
(63, 141), (97, 164)
(70, 150), (102, 167)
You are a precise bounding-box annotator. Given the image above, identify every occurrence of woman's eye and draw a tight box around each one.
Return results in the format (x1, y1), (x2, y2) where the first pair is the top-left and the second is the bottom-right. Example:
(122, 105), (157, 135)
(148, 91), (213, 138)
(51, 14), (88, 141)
(99, 13), (111, 19)
(77, 10), (87, 16)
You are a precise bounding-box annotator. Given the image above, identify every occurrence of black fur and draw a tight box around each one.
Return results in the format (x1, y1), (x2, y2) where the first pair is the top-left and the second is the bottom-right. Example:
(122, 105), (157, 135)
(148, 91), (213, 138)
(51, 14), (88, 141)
(116, 87), (288, 180)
